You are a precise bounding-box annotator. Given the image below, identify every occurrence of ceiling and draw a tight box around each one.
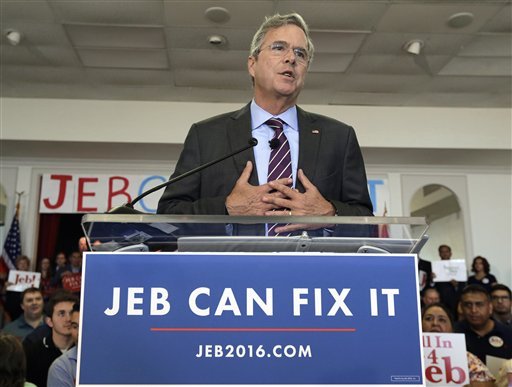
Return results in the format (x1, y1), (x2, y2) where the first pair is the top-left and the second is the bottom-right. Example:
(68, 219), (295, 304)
(1, 0), (511, 108)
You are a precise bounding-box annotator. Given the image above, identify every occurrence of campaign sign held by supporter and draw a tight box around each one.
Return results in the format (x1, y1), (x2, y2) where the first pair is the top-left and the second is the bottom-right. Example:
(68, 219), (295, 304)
(62, 272), (82, 293)
(7, 270), (41, 292)
(422, 333), (469, 385)
(78, 253), (424, 386)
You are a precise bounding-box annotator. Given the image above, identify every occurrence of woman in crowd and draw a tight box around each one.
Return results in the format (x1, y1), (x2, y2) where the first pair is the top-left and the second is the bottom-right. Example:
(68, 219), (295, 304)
(38, 257), (54, 301)
(421, 303), (495, 386)
(0, 333), (37, 387)
(467, 256), (497, 293)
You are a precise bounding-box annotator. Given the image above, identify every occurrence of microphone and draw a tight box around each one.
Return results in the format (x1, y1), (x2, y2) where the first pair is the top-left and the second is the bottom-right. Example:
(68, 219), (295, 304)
(269, 138), (280, 150)
(108, 138), (258, 214)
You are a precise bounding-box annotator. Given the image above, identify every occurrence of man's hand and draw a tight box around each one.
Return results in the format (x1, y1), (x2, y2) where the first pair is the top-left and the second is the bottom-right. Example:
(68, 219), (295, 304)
(262, 169), (336, 233)
(225, 161), (291, 216)
(263, 169), (335, 216)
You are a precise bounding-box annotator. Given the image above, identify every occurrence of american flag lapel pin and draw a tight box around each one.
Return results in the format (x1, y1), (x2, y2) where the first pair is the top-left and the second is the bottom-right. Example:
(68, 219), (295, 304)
(312, 129), (320, 134)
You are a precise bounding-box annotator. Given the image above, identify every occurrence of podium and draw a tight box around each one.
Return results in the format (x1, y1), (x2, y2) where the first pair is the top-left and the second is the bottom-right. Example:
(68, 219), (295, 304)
(81, 214), (429, 254)
(77, 215), (428, 386)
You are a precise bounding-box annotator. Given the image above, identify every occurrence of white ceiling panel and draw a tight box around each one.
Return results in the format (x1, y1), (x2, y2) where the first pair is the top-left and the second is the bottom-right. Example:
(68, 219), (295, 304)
(90, 85), (185, 102)
(77, 48), (169, 69)
(35, 46), (82, 66)
(174, 69), (250, 89)
(2, 65), (86, 84)
(350, 54), (451, 76)
(330, 91), (413, 107)
(171, 49), (249, 71)
(458, 34), (512, 57)
(85, 68), (173, 85)
(168, 87), (252, 103)
(296, 88), (334, 105)
(481, 5), (512, 33)
(440, 57), (512, 76)
(376, 3), (502, 34)
(49, 0), (165, 25)
(163, 1), (274, 28)
(423, 76), (512, 93)
(0, 0), (510, 107)
(338, 74), (431, 93)
(1, 0), (55, 22)
(1, 45), (55, 66)
(0, 23), (70, 46)
(308, 53), (353, 73)
(360, 32), (470, 55)
(310, 31), (368, 54)
(277, 1), (388, 30)
(166, 27), (254, 51)
(404, 91), (509, 108)
(301, 73), (346, 90)
(65, 25), (166, 49)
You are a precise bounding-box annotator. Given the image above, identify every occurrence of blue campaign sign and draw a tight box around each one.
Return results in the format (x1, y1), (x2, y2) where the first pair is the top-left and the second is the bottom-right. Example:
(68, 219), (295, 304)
(78, 252), (424, 386)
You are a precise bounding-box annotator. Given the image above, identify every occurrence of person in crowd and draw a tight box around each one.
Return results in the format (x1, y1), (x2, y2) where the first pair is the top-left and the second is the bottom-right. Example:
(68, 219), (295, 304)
(434, 244), (465, 319)
(455, 284), (512, 364)
(67, 252), (82, 275)
(39, 257), (54, 301)
(491, 284), (512, 328)
(4, 255), (33, 321)
(157, 12), (373, 235)
(2, 287), (45, 341)
(0, 299), (10, 330)
(495, 358), (512, 387)
(418, 256), (434, 293)
(51, 251), (70, 289)
(0, 333), (37, 387)
(421, 287), (440, 309)
(23, 290), (78, 387)
(422, 303), (495, 386)
(78, 236), (88, 253)
(467, 256), (497, 293)
(47, 302), (80, 387)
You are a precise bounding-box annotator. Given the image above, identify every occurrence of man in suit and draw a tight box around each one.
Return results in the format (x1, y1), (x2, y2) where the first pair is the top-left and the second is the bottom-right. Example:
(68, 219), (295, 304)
(157, 13), (373, 232)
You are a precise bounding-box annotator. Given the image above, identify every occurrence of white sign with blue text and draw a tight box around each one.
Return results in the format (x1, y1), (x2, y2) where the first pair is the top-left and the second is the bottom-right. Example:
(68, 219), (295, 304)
(78, 252), (424, 386)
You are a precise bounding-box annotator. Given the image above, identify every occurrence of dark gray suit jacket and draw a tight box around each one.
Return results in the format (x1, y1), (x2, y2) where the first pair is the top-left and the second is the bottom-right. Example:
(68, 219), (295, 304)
(157, 103), (373, 217)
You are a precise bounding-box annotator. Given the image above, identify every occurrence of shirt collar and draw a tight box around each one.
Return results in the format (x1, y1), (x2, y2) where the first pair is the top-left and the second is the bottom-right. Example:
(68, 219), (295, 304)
(250, 100), (299, 131)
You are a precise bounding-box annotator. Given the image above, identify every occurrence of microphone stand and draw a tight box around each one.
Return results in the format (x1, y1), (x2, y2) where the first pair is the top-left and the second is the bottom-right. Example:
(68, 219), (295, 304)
(107, 138), (258, 214)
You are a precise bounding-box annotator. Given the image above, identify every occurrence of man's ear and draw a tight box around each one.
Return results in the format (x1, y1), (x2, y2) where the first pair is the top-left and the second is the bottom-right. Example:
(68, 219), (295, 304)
(45, 315), (53, 328)
(248, 56), (256, 78)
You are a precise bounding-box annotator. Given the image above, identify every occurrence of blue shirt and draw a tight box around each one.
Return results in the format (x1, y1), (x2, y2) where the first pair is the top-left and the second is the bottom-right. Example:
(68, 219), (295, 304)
(250, 100), (299, 187)
(47, 346), (77, 387)
(2, 314), (45, 341)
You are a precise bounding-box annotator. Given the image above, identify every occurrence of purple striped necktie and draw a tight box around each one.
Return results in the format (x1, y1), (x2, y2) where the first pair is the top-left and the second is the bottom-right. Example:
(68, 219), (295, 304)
(266, 118), (292, 236)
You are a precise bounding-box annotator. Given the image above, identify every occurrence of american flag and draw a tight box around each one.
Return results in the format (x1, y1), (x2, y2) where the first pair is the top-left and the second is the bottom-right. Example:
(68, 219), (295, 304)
(2, 211), (21, 270)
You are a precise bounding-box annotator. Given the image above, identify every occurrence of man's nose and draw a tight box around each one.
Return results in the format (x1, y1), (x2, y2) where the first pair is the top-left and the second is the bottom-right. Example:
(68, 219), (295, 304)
(283, 48), (296, 63)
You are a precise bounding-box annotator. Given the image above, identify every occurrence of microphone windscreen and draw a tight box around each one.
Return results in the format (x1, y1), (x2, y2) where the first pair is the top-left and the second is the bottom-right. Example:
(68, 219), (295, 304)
(269, 138), (280, 150)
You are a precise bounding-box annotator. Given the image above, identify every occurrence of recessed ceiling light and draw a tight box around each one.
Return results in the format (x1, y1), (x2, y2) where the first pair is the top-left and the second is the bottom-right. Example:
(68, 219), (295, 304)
(447, 12), (474, 29)
(208, 34), (227, 46)
(205, 7), (230, 24)
(5, 29), (22, 46)
(403, 40), (424, 56)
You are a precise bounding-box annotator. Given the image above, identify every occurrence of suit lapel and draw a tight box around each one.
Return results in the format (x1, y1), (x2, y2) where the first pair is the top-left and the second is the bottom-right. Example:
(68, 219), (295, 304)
(297, 107), (321, 192)
(227, 103), (259, 186)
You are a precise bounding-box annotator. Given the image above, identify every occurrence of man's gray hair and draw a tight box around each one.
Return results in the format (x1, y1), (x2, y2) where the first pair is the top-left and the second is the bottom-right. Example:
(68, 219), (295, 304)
(249, 13), (314, 64)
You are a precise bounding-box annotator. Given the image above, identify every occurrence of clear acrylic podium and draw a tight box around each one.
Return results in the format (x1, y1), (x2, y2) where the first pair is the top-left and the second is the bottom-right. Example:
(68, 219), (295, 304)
(81, 214), (429, 254)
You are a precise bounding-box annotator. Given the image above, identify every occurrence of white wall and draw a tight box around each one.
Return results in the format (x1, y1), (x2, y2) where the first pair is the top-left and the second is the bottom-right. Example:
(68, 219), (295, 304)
(467, 173), (512, 285)
(2, 98), (511, 149)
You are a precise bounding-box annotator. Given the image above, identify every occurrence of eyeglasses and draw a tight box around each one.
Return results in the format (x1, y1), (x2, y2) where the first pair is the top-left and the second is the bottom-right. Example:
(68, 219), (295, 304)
(492, 295), (511, 302)
(259, 41), (309, 65)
